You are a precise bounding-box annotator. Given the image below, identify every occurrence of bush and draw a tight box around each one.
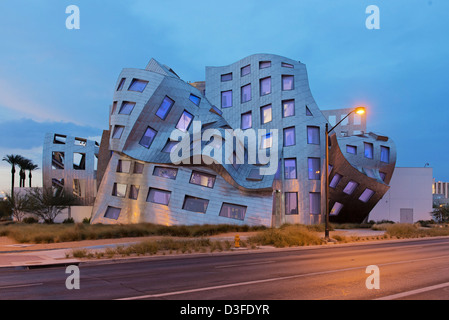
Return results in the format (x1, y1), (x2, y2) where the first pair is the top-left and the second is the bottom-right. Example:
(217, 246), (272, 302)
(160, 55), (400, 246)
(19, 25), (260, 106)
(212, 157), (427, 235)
(249, 224), (323, 247)
(22, 217), (38, 224)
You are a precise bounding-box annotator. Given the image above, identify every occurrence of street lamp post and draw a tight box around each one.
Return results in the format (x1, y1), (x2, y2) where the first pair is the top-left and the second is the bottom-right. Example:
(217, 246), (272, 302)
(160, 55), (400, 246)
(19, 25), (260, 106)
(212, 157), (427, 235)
(324, 107), (366, 241)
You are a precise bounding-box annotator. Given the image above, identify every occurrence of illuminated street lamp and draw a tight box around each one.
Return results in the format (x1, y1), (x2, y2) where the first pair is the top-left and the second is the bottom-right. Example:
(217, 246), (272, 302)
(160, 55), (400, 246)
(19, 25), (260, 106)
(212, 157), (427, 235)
(324, 107), (366, 240)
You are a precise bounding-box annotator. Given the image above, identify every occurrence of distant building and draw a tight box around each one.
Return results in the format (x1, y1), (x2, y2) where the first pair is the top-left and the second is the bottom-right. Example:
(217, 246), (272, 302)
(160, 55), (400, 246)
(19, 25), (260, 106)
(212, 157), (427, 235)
(369, 167), (433, 223)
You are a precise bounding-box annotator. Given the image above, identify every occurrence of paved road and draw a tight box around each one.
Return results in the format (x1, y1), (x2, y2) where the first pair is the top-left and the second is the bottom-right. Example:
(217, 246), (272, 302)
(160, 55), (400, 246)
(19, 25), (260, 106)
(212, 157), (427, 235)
(2, 237), (449, 302)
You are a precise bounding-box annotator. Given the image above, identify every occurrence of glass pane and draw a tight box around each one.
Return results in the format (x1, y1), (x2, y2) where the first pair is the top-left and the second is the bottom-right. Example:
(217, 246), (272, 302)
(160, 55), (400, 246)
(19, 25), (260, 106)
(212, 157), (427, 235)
(282, 75), (294, 90)
(308, 157), (321, 180)
(119, 101), (136, 115)
(281, 62), (294, 68)
(261, 104), (272, 124)
(330, 202), (343, 216)
(330, 173), (342, 188)
(241, 65), (250, 76)
(307, 126), (320, 145)
(112, 183), (127, 198)
(380, 147), (389, 163)
(128, 78), (148, 92)
(260, 77), (271, 96)
(176, 111), (194, 132)
(129, 185), (139, 200)
(156, 96), (174, 120)
(147, 188), (171, 205)
(153, 166), (178, 179)
(189, 94), (201, 106)
(343, 180), (359, 195)
(346, 145), (357, 154)
(284, 158), (297, 179)
(133, 162), (144, 174)
(241, 84), (251, 103)
(116, 78), (126, 91)
(183, 196), (209, 213)
(219, 203), (247, 220)
(221, 90), (232, 108)
(221, 73), (232, 82)
(259, 61), (271, 69)
(285, 192), (298, 215)
(284, 127), (295, 146)
(283, 100), (295, 118)
(359, 188), (375, 202)
(104, 206), (121, 220)
(139, 127), (157, 148)
(112, 126), (124, 139)
(116, 159), (131, 173)
(309, 193), (321, 215)
(190, 171), (216, 188)
(261, 133), (272, 149)
(241, 112), (252, 130)
(364, 142), (373, 159)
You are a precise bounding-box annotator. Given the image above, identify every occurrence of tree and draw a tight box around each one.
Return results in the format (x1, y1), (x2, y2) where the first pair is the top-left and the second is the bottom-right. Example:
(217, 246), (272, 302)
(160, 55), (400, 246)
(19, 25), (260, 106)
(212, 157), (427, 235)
(23, 159), (39, 188)
(26, 187), (78, 223)
(4, 191), (32, 222)
(2, 154), (25, 202)
(17, 157), (29, 188)
(430, 205), (449, 223)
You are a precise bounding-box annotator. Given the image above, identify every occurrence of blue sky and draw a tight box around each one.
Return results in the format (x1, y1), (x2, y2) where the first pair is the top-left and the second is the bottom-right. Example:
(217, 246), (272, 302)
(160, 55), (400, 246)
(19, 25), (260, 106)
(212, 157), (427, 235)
(0, 0), (448, 191)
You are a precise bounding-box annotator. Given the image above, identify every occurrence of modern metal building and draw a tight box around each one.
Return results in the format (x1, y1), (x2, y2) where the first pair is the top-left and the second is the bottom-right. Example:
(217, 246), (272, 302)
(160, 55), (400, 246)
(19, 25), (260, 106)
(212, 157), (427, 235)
(44, 54), (397, 227)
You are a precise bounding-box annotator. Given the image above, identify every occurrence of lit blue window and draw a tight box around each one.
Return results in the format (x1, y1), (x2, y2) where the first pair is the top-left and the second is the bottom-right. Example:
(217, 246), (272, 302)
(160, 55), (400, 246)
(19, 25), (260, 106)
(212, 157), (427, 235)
(128, 78), (148, 92)
(364, 142), (373, 159)
(156, 96), (174, 120)
(118, 101), (136, 115)
(189, 94), (201, 106)
(139, 127), (157, 148)
(380, 146), (390, 163)
(176, 110), (194, 132)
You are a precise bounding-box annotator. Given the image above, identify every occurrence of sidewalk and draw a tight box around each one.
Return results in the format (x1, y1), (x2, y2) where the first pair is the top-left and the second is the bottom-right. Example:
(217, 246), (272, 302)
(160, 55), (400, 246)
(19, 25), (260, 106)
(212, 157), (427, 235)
(0, 229), (386, 269)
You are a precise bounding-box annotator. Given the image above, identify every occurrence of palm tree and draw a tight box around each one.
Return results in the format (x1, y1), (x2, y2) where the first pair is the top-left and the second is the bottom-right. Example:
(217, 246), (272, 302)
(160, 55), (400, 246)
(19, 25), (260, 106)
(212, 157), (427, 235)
(25, 161), (39, 188)
(2, 154), (25, 202)
(17, 157), (29, 188)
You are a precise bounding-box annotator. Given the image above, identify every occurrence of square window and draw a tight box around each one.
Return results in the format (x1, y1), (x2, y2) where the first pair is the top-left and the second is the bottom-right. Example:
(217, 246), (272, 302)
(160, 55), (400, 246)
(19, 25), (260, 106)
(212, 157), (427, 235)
(116, 78), (126, 91)
(116, 159), (131, 173)
(308, 157), (321, 180)
(260, 77), (271, 96)
(330, 173), (343, 188)
(330, 202), (343, 216)
(281, 62), (294, 68)
(306, 106), (313, 116)
(128, 78), (148, 92)
(346, 145), (357, 154)
(221, 90), (232, 108)
(73, 179), (86, 198)
(129, 185), (139, 200)
(53, 134), (67, 144)
(104, 206), (121, 220)
(259, 61), (271, 69)
(241, 65), (251, 77)
(285, 192), (298, 215)
(261, 132), (272, 149)
(112, 183), (127, 198)
(221, 73), (232, 82)
(156, 96), (175, 120)
(307, 126), (320, 145)
(153, 166), (178, 179)
(283, 100), (295, 118)
(364, 142), (374, 159)
(112, 125), (124, 139)
(133, 162), (144, 174)
(118, 101), (136, 115)
(219, 203), (247, 220)
(359, 188), (375, 202)
(282, 75), (294, 91)
(73, 152), (86, 170)
(176, 110), (194, 132)
(189, 94), (201, 106)
(183, 195), (209, 213)
(147, 188), (171, 205)
(139, 127), (157, 148)
(381, 146), (390, 163)
(343, 180), (359, 195)
(241, 84), (251, 103)
(283, 127), (295, 147)
(52, 152), (64, 170)
(309, 192), (321, 215)
(190, 171), (216, 188)
(260, 104), (272, 124)
(284, 158), (297, 179)
(162, 140), (178, 153)
(241, 111), (252, 130)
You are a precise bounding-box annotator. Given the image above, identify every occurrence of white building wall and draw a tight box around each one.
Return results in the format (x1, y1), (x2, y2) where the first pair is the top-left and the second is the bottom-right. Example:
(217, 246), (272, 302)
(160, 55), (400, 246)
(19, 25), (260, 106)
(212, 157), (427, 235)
(368, 167), (433, 223)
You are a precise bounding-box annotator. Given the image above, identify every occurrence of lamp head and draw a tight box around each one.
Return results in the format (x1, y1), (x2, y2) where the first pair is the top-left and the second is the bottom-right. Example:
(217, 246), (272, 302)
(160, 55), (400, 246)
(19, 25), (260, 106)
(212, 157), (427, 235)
(355, 107), (366, 115)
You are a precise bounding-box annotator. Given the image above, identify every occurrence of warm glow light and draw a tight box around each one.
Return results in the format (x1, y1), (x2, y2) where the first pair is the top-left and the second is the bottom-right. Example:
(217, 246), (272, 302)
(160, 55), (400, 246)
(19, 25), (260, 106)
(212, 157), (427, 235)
(355, 107), (366, 115)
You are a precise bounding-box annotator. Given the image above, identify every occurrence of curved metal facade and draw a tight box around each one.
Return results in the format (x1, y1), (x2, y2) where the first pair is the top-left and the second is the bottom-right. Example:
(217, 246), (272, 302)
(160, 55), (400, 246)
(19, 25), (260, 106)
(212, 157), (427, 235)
(86, 54), (396, 227)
